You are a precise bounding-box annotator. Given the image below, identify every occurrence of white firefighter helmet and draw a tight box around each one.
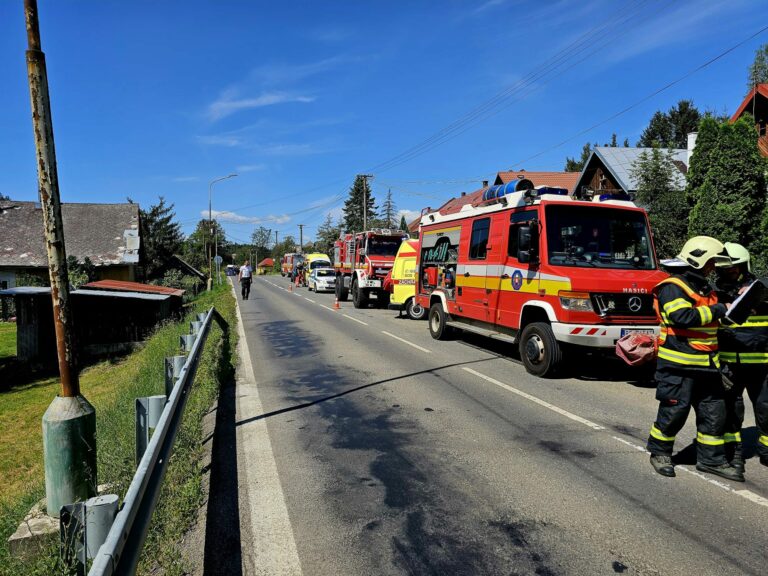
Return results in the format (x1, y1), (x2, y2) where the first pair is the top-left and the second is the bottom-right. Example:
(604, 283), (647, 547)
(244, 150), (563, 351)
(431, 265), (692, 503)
(717, 242), (751, 273)
(661, 236), (731, 270)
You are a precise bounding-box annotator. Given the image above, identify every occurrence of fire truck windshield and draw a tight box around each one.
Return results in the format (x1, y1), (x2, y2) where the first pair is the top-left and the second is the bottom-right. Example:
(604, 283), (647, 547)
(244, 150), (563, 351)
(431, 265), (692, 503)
(368, 237), (401, 257)
(545, 205), (655, 270)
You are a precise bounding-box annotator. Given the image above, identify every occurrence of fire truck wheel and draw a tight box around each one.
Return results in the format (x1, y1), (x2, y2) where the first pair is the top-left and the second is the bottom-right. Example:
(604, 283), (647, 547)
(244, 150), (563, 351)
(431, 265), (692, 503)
(428, 304), (451, 340)
(376, 290), (390, 308)
(336, 280), (349, 301)
(519, 322), (563, 378)
(352, 279), (369, 308)
(406, 298), (426, 320)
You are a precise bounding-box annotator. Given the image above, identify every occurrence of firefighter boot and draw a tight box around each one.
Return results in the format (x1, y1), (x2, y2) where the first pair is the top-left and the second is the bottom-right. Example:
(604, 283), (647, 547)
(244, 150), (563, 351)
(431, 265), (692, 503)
(731, 445), (745, 472)
(650, 454), (675, 477)
(760, 455), (768, 467)
(695, 463), (745, 482)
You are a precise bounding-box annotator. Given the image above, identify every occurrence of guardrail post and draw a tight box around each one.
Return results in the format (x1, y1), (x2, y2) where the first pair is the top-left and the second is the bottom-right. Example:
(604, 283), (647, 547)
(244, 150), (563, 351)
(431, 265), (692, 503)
(135, 395), (167, 465)
(190, 321), (203, 335)
(84, 494), (118, 559)
(164, 355), (186, 398)
(180, 334), (195, 352)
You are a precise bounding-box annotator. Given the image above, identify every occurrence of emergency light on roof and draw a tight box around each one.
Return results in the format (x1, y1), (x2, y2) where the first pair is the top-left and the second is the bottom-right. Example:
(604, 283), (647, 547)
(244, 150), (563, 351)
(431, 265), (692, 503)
(598, 191), (632, 202)
(481, 178), (533, 201)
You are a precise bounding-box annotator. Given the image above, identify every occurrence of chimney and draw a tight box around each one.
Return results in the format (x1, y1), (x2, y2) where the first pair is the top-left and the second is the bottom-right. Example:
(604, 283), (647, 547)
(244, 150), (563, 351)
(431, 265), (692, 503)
(482, 180), (488, 187)
(687, 132), (698, 167)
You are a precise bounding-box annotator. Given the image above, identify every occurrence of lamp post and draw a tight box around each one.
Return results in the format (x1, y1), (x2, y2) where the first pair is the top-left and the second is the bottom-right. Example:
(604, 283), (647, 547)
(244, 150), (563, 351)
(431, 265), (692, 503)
(208, 173), (237, 288)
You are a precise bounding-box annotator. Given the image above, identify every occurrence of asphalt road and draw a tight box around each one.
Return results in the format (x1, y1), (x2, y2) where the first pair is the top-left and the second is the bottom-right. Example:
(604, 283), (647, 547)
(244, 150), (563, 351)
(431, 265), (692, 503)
(222, 275), (768, 576)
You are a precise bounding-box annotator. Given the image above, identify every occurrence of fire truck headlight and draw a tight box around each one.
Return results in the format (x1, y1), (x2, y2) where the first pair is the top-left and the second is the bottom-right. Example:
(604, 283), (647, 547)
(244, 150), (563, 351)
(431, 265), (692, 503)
(558, 291), (593, 312)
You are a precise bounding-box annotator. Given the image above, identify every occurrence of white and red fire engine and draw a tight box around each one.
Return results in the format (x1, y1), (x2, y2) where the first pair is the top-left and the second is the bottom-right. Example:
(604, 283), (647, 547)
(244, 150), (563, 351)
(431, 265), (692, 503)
(415, 180), (668, 377)
(334, 229), (409, 308)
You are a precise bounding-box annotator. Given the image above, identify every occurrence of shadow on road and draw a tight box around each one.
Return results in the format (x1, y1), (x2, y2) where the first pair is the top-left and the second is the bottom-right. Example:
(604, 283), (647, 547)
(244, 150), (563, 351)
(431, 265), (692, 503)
(204, 312), (242, 576)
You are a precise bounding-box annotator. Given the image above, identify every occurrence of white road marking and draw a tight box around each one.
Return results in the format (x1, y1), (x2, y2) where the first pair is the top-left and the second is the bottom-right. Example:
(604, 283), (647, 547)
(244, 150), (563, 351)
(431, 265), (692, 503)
(343, 314), (369, 326)
(319, 304), (336, 312)
(462, 367), (606, 431)
(233, 285), (303, 574)
(304, 298), (315, 303)
(381, 331), (431, 353)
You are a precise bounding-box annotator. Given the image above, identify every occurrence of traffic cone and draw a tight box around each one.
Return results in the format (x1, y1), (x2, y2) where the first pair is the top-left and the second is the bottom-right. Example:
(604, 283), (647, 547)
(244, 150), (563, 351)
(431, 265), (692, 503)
(289, 282), (293, 292)
(333, 296), (340, 310)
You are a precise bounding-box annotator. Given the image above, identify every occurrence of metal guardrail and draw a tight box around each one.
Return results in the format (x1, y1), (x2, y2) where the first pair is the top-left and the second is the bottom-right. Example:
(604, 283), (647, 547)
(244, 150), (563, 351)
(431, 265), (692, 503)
(85, 307), (215, 575)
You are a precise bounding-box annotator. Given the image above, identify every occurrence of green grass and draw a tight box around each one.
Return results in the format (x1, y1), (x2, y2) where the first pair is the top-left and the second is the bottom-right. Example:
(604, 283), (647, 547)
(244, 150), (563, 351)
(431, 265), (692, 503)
(0, 323), (16, 358)
(0, 283), (237, 575)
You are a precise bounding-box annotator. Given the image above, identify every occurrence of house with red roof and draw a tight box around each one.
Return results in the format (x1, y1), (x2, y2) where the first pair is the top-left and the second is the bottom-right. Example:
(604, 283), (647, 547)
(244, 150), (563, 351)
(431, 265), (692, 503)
(730, 83), (768, 157)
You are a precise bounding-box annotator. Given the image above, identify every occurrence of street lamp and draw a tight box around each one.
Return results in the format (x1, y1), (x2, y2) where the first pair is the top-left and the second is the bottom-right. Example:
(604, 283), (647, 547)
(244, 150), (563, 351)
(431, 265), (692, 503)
(208, 173), (238, 287)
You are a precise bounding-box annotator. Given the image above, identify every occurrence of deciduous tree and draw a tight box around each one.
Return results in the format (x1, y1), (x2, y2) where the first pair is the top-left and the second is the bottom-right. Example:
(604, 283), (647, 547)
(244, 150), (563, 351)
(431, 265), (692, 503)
(136, 197), (184, 281)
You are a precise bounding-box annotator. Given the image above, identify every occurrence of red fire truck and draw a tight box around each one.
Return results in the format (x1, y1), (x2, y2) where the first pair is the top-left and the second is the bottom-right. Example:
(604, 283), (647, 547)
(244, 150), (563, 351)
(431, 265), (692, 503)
(415, 181), (667, 377)
(280, 253), (300, 277)
(334, 229), (409, 308)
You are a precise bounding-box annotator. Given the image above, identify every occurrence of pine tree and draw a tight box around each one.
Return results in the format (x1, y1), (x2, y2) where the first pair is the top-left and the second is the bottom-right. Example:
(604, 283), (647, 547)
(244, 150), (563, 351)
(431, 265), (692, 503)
(380, 189), (397, 228)
(630, 147), (688, 259)
(688, 115), (767, 263)
(139, 197), (184, 280)
(564, 142), (594, 172)
(747, 43), (768, 94)
(399, 214), (409, 232)
(637, 100), (701, 149)
(342, 175), (376, 232)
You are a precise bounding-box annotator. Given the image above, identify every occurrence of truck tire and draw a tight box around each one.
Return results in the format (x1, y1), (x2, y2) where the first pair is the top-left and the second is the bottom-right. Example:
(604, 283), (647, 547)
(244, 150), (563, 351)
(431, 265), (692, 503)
(352, 279), (368, 308)
(519, 322), (563, 378)
(336, 278), (349, 301)
(376, 290), (390, 308)
(428, 303), (451, 340)
(406, 298), (427, 320)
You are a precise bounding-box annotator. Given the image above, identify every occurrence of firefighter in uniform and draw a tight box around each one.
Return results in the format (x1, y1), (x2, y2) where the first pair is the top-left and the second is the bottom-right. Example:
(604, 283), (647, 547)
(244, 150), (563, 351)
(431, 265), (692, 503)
(715, 242), (768, 470)
(646, 236), (744, 481)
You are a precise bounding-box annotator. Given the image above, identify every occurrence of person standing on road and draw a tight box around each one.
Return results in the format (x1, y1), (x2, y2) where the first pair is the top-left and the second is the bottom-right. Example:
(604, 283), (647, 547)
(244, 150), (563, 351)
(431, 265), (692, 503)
(239, 259), (253, 300)
(646, 236), (744, 482)
(715, 242), (768, 471)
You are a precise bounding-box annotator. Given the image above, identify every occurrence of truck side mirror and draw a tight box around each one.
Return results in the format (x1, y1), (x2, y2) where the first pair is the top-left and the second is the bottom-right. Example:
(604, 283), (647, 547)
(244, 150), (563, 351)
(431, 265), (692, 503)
(517, 222), (539, 264)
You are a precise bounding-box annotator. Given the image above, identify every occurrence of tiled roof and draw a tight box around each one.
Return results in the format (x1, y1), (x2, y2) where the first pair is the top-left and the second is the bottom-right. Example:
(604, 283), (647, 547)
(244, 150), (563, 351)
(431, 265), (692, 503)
(82, 279), (184, 297)
(0, 201), (140, 268)
(494, 170), (580, 191)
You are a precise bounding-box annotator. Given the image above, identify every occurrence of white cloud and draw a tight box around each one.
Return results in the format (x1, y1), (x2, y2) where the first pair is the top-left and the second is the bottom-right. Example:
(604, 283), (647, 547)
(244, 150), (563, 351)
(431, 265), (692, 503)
(397, 209), (421, 224)
(196, 134), (245, 147)
(249, 56), (355, 87)
(236, 164), (267, 173)
(255, 142), (322, 156)
(205, 209), (291, 225)
(207, 90), (315, 121)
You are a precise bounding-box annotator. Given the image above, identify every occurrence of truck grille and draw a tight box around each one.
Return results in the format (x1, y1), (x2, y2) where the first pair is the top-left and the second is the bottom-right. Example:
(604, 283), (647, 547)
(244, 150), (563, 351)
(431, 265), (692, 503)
(590, 293), (655, 317)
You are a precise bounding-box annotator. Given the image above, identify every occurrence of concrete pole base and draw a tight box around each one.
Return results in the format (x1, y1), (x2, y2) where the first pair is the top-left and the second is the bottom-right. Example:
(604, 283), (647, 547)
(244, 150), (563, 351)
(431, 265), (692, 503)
(42, 395), (97, 518)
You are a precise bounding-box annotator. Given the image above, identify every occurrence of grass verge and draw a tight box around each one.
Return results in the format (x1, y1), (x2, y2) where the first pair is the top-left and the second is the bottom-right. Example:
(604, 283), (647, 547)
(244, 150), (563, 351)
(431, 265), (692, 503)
(0, 323), (15, 358)
(0, 282), (237, 575)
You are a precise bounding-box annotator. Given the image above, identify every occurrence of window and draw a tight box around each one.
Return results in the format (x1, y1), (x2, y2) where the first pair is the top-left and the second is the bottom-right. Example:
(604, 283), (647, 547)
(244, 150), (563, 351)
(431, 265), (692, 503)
(469, 218), (490, 260)
(0, 281), (6, 290)
(508, 211), (537, 257)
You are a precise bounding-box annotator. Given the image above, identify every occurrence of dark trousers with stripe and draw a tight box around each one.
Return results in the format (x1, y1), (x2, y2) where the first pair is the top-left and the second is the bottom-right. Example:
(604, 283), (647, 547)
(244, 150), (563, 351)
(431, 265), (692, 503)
(723, 363), (768, 460)
(647, 368), (727, 466)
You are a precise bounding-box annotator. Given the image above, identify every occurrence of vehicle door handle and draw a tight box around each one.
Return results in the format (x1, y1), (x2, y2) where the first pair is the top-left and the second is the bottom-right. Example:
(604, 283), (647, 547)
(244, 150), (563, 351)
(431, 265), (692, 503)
(464, 272), (470, 277)
(482, 299), (489, 306)
(501, 273), (510, 279)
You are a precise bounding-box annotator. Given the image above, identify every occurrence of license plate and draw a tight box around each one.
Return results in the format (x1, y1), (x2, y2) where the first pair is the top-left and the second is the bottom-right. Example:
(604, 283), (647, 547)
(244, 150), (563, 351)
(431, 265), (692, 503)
(621, 328), (655, 337)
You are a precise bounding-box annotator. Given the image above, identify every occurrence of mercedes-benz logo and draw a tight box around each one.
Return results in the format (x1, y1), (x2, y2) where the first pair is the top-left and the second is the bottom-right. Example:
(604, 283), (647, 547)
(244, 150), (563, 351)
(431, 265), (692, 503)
(628, 296), (642, 312)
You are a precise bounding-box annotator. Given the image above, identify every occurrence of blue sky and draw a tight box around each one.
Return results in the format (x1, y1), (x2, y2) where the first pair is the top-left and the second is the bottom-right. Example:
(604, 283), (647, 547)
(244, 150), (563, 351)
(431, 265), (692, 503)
(0, 0), (765, 246)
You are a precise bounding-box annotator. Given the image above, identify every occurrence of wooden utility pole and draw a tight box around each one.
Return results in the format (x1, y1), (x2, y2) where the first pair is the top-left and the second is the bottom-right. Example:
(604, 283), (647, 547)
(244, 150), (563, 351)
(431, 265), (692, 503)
(298, 224), (305, 253)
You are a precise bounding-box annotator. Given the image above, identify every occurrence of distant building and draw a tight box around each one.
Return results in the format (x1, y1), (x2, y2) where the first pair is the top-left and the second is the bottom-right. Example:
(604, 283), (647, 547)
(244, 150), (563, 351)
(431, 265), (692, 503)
(573, 147), (688, 197)
(730, 82), (768, 156)
(0, 200), (140, 289)
(257, 258), (275, 274)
